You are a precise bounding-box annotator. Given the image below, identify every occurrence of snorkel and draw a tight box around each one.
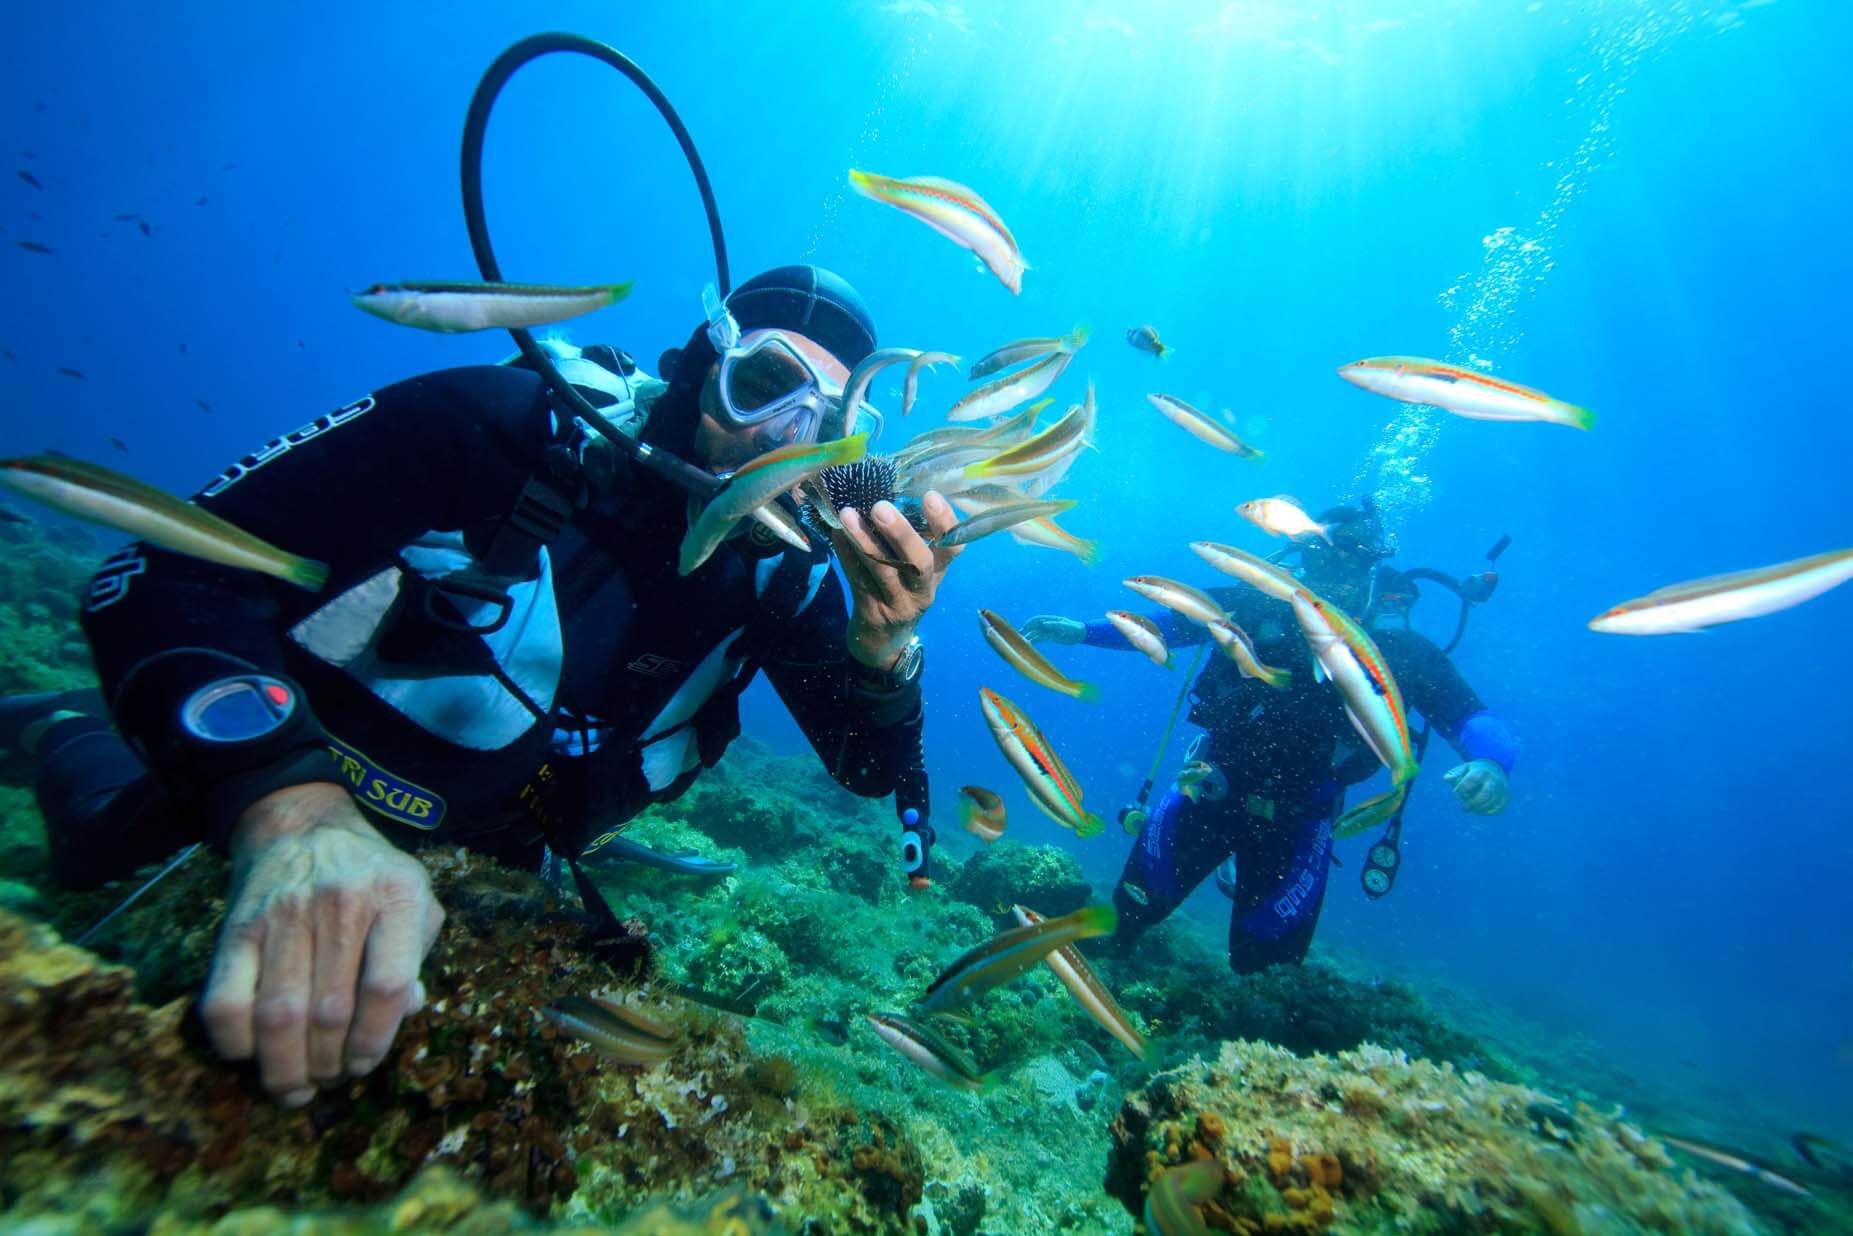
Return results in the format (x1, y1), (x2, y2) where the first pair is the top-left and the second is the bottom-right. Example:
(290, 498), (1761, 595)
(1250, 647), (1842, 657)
(460, 33), (727, 500)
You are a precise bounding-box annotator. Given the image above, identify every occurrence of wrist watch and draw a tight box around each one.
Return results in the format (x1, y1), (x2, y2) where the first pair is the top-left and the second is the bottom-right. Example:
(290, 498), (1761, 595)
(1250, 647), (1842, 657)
(853, 636), (924, 692)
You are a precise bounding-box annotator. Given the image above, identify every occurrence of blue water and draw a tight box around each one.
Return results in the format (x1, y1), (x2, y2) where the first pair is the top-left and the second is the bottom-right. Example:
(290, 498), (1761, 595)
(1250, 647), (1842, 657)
(5, 0), (1850, 1147)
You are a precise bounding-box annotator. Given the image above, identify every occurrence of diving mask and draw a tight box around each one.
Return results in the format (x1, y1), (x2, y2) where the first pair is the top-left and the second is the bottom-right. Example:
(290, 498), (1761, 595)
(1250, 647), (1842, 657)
(698, 285), (846, 471)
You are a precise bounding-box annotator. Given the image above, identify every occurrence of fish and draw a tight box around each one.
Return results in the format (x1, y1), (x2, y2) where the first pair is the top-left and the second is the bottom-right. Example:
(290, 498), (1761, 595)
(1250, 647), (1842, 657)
(1657, 1133), (1813, 1198)
(15, 240), (51, 254)
(1291, 590), (1418, 836)
(1106, 610), (1173, 667)
(1011, 905), (1147, 1058)
(901, 350), (959, 417)
(967, 329), (1087, 382)
(848, 169), (1027, 294)
(1792, 1132), (1846, 1173)
(1124, 575), (1227, 627)
(1009, 514), (1101, 565)
(1144, 1160), (1225, 1235)
(542, 992), (681, 1066)
(0, 347), (12, 360)
(1022, 380), (1097, 499)
(1207, 619), (1291, 690)
(1126, 325), (1172, 361)
(978, 687), (1104, 836)
(112, 213), (139, 222)
(679, 434), (866, 574)
(1338, 356), (1595, 430)
(1146, 393), (1262, 458)
(962, 399), (1093, 481)
(959, 785), (1007, 843)
(1237, 496), (1330, 543)
(107, 436), (130, 453)
(194, 398), (212, 413)
(934, 498), (1075, 550)
(1175, 761), (1218, 802)
(55, 367), (85, 380)
(826, 347), (920, 441)
(979, 609), (1100, 702)
(916, 904), (1117, 1014)
(17, 169), (42, 190)
(137, 220), (151, 237)
(946, 330), (1085, 423)
(194, 196), (207, 206)
(867, 1012), (990, 1090)
(1588, 548), (1853, 635)
(0, 455), (329, 591)
(1189, 540), (1301, 602)
(350, 280), (633, 334)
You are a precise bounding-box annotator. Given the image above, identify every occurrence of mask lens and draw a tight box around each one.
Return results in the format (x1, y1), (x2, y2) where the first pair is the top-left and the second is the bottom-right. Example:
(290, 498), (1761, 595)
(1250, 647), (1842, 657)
(726, 340), (813, 417)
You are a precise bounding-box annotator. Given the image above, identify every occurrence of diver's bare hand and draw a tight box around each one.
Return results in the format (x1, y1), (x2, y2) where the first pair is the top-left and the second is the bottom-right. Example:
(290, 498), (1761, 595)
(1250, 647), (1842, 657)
(834, 491), (962, 668)
(201, 782), (442, 1106)
(1022, 615), (1086, 645)
(1443, 759), (1510, 815)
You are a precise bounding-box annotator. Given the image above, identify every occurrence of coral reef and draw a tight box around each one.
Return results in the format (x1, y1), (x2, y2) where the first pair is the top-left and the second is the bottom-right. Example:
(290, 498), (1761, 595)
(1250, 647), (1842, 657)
(1107, 1039), (1767, 1235)
(945, 841), (1091, 922)
(0, 513), (98, 697)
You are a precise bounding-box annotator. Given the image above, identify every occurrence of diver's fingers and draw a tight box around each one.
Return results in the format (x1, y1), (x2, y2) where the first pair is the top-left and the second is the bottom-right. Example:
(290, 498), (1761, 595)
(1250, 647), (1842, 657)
(835, 507), (907, 603)
(305, 887), (373, 1085)
(342, 890), (432, 1077)
(200, 925), (263, 1061)
(252, 892), (316, 1105)
(826, 518), (883, 598)
(1441, 764), (1468, 787)
(919, 491), (964, 577)
(870, 500), (935, 584)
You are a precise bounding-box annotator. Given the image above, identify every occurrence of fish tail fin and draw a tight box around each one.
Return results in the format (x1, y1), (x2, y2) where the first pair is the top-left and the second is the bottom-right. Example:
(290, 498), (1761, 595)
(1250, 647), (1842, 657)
(1075, 681), (1103, 704)
(1163, 655), (1177, 670)
(1074, 903), (1118, 937)
(1076, 811), (1107, 838)
(1065, 323), (1092, 351)
(1263, 668), (1291, 690)
(1248, 449), (1267, 464)
(847, 168), (877, 196)
(287, 555), (331, 592)
(1314, 523), (1334, 545)
(604, 281), (635, 305)
(1157, 343), (1173, 361)
(1074, 537), (1103, 568)
(1559, 401), (1596, 431)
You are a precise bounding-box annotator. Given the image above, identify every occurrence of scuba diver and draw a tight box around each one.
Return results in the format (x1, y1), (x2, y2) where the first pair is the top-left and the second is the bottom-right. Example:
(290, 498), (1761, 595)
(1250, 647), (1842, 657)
(1022, 500), (1516, 975)
(0, 264), (962, 1107)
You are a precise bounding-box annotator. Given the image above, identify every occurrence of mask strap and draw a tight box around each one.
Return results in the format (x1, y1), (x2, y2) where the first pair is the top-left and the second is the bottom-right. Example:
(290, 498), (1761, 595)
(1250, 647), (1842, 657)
(702, 283), (740, 352)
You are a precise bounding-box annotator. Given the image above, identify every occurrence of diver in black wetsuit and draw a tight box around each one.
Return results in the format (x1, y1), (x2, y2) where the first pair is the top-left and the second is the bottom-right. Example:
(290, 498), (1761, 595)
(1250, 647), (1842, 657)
(0, 266), (963, 1106)
(1023, 503), (1516, 975)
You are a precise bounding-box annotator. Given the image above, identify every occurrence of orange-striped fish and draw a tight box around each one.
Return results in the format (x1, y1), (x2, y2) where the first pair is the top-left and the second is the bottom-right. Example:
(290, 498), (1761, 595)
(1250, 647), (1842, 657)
(1012, 905), (1146, 1058)
(1292, 591), (1418, 836)
(1338, 356), (1594, 430)
(1589, 548), (1853, 634)
(917, 904), (1117, 1014)
(1144, 1160), (1225, 1235)
(959, 785), (1007, 842)
(849, 169), (1028, 294)
(979, 687), (1104, 836)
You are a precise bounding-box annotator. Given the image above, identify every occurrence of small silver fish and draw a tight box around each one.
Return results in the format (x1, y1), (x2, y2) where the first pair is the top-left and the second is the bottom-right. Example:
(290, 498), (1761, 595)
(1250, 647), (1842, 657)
(351, 280), (632, 334)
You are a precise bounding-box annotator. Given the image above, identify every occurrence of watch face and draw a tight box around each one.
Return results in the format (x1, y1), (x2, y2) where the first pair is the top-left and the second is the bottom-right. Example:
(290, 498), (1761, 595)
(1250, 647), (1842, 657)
(182, 675), (296, 744)
(893, 639), (924, 682)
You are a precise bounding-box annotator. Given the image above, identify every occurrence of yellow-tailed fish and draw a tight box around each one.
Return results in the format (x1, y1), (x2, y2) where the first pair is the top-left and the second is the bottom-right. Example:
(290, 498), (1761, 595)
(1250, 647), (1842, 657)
(1146, 393), (1262, 459)
(824, 347), (920, 441)
(1339, 356), (1594, 430)
(542, 992), (681, 1066)
(1144, 1160), (1225, 1236)
(1106, 610), (1173, 667)
(1126, 325), (1172, 361)
(1124, 575), (1227, 627)
(963, 398), (1092, 481)
(979, 687), (1104, 836)
(979, 609), (1100, 702)
(1236, 496), (1330, 543)
(916, 903), (1117, 1014)
(1023, 380), (1097, 499)
(1010, 513), (1101, 566)
(351, 280), (631, 334)
(901, 350), (959, 417)
(1589, 549), (1853, 635)
(1291, 590), (1418, 836)
(1011, 905), (1146, 1059)
(1207, 619), (1291, 690)
(848, 169), (1027, 294)
(959, 785), (1007, 842)
(867, 1012), (990, 1091)
(947, 328), (1087, 423)
(935, 498), (1075, 551)
(967, 329), (1086, 381)
(679, 434), (867, 575)
(1175, 760), (1217, 802)
(1189, 541), (1300, 602)
(0, 455), (328, 591)
(1657, 1134), (1813, 1198)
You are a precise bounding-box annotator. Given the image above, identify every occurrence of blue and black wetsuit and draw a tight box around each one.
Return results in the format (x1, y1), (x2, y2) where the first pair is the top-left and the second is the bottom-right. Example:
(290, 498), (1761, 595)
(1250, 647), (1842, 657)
(1083, 585), (1514, 974)
(37, 362), (928, 887)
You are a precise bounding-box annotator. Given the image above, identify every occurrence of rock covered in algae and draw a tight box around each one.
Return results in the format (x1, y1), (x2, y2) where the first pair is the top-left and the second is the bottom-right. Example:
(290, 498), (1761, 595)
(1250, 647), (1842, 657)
(1106, 1038), (1763, 1235)
(945, 842), (1092, 921)
(0, 848), (925, 1234)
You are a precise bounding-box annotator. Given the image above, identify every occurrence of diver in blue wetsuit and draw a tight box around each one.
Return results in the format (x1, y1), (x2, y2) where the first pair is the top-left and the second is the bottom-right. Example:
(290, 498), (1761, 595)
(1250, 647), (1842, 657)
(1023, 502), (1515, 974)
(0, 266), (962, 1105)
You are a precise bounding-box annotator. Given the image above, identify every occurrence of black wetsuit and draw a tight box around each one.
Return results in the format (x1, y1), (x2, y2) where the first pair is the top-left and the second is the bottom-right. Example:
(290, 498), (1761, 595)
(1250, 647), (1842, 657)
(38, 364), (928, 887)
(1082, 585), (1514, 973)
